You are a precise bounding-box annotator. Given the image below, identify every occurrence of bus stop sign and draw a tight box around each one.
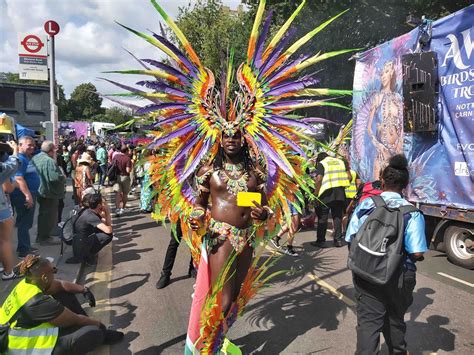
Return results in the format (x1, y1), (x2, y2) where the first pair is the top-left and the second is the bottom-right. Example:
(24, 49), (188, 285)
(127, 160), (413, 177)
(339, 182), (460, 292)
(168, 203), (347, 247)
(44, 20), (60, 36)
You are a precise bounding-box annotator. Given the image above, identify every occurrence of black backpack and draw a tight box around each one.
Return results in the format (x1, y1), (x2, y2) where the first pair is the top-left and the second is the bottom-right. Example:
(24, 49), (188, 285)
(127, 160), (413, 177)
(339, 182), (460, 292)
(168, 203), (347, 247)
(347, 195), (418, 285)
(60, 207), (86, 246)
(106, 160), (119, 184)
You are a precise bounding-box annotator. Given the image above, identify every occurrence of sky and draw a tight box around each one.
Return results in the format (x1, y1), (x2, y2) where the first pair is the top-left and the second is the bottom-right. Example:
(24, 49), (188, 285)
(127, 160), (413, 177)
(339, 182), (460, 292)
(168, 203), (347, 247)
(0, 0), (243, 106)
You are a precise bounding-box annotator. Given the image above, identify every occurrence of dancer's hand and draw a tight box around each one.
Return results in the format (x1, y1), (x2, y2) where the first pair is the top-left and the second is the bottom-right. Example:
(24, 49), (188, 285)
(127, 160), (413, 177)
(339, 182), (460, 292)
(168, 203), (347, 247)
(190, 208), (205, 231)
(250, 201), (268, 221)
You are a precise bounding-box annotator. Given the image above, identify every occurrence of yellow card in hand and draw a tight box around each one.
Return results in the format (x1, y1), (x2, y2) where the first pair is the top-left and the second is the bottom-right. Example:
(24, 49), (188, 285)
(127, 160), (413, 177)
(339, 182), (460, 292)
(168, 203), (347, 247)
(237, 192), (261, 207)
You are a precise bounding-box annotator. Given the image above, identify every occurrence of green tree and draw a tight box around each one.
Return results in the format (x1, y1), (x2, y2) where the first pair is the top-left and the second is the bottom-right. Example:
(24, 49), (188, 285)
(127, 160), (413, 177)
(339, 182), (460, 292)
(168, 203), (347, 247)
(101, 106), (133, 125)
(68, 83), (103, 120)
(56, 84), (73, 121)
(175, 0), (252, 76)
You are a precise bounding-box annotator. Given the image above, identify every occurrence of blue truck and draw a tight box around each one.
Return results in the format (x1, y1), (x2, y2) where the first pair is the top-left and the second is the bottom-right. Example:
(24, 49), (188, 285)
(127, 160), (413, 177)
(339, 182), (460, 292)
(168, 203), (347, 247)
(351, 5), (473, 269)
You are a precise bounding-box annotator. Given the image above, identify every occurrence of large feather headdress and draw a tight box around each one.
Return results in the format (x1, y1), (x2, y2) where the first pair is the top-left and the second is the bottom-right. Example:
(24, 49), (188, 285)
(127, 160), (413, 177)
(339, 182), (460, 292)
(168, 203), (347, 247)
(104, 0), (354, 236)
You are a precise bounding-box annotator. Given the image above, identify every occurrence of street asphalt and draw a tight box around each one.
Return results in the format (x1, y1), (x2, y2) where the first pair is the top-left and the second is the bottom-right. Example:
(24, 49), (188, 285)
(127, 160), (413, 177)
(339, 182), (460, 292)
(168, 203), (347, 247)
(83, 188), (473, 355)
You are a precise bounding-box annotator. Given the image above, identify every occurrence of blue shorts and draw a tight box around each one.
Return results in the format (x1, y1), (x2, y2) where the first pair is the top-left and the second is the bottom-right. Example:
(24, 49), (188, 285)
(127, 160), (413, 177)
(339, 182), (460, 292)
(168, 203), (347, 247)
(0, 207), (13, 223)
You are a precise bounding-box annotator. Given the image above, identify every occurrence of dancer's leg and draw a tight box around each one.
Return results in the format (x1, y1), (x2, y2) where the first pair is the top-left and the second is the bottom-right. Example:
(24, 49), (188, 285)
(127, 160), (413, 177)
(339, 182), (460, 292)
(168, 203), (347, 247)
(208, 239), (236, 316)
(287, 214), (300, 247)
(233, 244), (253, 300)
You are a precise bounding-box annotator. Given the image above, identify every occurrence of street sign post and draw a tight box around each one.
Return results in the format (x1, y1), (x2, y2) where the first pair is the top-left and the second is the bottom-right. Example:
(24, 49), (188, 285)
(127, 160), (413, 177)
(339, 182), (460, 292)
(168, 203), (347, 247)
(18, 33), (48, 80)
(44, 20), (60, 146)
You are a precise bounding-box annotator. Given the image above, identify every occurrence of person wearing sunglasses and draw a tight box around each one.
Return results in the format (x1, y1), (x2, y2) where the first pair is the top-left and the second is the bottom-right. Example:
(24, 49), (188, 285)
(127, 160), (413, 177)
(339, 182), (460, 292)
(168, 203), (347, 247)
(0, 255), (123, 354)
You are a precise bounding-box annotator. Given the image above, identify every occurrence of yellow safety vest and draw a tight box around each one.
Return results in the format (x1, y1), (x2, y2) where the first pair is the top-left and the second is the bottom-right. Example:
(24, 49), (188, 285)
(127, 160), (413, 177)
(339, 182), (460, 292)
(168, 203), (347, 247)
(0, 280), (59, 355)
(345, 170), (358, 199)
(319, 157), (350, 197)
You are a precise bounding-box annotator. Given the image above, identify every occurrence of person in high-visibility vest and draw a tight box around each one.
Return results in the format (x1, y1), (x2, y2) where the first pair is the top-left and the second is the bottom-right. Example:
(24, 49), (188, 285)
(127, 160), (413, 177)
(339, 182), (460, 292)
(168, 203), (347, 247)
(310, 152), (351, 248)
(345, 170), (360, 201)
(0, 255), (123, 354)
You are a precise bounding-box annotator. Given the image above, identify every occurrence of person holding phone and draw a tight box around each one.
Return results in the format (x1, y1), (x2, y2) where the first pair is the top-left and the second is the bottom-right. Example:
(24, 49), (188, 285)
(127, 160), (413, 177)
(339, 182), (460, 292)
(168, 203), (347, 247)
(187, 128), (272, 352)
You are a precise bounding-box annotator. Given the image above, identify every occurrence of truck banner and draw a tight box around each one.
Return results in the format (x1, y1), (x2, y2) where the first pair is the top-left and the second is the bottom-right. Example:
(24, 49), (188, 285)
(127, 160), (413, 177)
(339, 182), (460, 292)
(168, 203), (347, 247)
(351, 5), (473, 210)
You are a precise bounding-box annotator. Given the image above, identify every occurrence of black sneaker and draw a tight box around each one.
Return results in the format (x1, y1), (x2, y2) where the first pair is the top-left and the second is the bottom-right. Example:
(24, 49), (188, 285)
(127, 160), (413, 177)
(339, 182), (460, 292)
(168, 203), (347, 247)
(103, 328), (124, 345)
(156, 274), (171, 289)
(270, 237), (281, 249)
(283, 246), (298, 257)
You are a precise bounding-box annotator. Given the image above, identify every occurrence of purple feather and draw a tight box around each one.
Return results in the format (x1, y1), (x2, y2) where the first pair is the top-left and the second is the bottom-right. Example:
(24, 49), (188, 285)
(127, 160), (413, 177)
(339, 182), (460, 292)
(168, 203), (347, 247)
(253, 10), (273, 68)
(153, 113), (193, 128)
(98, 77), (144, 95)
(149, 123), (196, 148)
(254, 137), (293, 177)
(167, 133), (201, 167)
(136, 102), (190, 115)
(265, 114), (315, 131)
(122, 47), (150, 70)
(141, 59), (190, 85)
(302, 117), (340, 125)
(265, 157), (279, 196)
(266, 77), (319, 97)
(100, 95), (141, 113)
(258, 27), (296, 80)
(265, 126), (307, 157)
(265, 54), (310, 85)
(136, 80), (191, 98)
(149, 31), (198, 78)
(179, 139), (211, 183)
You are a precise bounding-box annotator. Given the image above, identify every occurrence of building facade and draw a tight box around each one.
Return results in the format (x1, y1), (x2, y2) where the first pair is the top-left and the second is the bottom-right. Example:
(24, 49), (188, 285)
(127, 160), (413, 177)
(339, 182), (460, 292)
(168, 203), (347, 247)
(0, 82), (50, 132)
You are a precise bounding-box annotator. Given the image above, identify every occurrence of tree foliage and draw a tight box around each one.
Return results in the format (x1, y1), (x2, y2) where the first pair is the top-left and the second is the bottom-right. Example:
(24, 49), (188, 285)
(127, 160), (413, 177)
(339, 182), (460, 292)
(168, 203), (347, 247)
(92, 107), (134, 125)
(242, 0), (469, 125)
(68, 83), (103, 120)
(175, 0), (252, 77)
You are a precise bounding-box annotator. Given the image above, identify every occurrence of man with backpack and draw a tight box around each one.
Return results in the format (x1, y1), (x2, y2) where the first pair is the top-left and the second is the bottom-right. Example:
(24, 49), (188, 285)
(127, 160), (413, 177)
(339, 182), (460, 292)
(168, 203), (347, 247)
(345, 154), (427, 355)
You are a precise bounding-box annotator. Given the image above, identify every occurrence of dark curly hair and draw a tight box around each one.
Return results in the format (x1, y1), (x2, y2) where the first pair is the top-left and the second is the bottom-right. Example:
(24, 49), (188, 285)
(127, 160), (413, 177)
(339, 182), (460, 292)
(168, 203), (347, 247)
(382, 154), (409, 190)
(18, 255), (50, 280)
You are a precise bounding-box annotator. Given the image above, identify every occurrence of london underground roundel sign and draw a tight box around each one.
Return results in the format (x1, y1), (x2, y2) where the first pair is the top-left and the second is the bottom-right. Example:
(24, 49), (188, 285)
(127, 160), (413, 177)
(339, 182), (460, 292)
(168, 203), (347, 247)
(20, 35), (45, 53)
(44, 20), (60, 36)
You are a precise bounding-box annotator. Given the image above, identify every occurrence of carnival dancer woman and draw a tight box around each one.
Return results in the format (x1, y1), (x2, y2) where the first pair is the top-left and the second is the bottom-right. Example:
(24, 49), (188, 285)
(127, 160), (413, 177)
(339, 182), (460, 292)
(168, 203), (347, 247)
(105, 0), (353, 352)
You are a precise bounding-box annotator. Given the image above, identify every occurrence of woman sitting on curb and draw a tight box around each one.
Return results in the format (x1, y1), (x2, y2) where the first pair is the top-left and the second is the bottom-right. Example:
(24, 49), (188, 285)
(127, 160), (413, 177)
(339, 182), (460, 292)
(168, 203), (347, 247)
(0, 255), (123, 354)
